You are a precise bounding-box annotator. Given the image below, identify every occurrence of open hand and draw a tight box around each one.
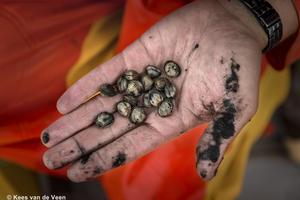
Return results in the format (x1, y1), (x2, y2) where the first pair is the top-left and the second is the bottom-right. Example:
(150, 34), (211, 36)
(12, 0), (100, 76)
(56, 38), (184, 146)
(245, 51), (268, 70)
(42, 0), (262, 182)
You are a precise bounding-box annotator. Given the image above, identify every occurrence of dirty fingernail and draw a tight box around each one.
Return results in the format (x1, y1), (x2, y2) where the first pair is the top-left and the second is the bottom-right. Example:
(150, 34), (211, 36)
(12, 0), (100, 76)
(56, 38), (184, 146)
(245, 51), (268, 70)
(41, 132), (50, 144)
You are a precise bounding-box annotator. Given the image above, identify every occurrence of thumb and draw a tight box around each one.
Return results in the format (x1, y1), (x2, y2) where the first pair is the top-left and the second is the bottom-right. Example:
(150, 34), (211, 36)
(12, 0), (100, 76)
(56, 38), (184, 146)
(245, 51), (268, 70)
(195, 98), (256, 180)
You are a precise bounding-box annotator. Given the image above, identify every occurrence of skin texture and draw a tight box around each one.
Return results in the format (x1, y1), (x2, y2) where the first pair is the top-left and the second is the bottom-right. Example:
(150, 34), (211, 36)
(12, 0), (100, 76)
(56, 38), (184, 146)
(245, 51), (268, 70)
(42, 0), (263, 182)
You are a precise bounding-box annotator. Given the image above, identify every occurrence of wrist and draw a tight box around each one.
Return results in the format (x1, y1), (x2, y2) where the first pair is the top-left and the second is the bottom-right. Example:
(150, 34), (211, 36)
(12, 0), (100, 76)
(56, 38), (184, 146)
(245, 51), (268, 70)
(216, 0), (299, 52)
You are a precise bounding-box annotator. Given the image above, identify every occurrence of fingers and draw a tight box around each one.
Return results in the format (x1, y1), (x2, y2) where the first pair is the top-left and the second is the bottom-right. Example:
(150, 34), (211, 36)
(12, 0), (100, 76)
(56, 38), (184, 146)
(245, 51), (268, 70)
(56, 41), (155, 114)
(41, 94), (122, 147)
(66, 125), (163, 182)
(195, 98), (254, 180)
(43, 113), (136, 169)
(43, 39), (157, 147)
(66, 110), (184, 182)
(43, 102), (183, 170)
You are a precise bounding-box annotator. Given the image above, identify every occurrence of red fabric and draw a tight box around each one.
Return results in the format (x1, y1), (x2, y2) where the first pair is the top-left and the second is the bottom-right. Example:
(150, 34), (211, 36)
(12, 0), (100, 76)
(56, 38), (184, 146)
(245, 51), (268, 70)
(0, 0), (123, 173)
(101, 125), (207, 200)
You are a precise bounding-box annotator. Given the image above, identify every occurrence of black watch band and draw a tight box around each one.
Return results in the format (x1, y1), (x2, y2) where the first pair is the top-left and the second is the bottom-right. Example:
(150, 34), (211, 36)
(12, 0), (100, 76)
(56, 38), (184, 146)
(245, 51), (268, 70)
(239, 0), (283, 52)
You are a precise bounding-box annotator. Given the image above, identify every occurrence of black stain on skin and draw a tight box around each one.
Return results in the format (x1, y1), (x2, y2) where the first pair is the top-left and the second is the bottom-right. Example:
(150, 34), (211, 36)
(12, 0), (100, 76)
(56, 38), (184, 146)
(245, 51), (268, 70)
(225, 58), (240, 93)
(197, 100), (237, 164)
(196, 57), (241, 177)
(214, 99), (236, 139)
(197, 144), (220, 163)
(42, 132), (50, 144)
(202, 101), (216, 117)
(198, 99), (236, 163)
(220, 57), (224, 64)
(80, 153), (92, 165)
(194, 43), (199, 50)
(92, 166), (102, 176)
(112, 152), (127, 168)
(200, 170), (207, 178)
(189, 43), (199, 56)
(74, 138), (86, 154)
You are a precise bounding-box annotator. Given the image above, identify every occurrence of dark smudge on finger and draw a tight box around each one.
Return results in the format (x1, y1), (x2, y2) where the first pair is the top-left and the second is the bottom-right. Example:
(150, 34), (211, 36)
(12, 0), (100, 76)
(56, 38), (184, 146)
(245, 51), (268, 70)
(42, 132), (50, 144)
(92, 166), (102, 176)
(80, 153), (92, 165)
(112, 151), (127, 168)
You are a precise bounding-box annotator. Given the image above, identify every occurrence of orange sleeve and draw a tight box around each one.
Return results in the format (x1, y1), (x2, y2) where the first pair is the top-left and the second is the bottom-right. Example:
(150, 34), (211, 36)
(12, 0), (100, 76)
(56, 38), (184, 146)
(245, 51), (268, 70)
(0, 0), (123, 174)
(266, 0), (300, 70)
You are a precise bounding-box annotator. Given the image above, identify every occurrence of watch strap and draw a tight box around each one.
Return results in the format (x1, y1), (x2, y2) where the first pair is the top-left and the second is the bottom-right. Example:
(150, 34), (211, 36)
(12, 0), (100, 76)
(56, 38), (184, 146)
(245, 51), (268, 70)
(239, 0), (283, 52)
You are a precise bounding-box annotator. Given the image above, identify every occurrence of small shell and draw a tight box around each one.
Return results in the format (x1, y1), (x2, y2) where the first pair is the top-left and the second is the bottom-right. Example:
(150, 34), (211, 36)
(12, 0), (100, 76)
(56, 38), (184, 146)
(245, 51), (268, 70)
(154, 77), (168, 91)
(158, 99), (173, 117)
(146, 65), (161, 78)
(99, 84), (118, 97)
(141, 74), (153, 91)
(95, 112), (114, 128)
(117, 101), (132, 117)
(164, 82), (176, 98)
(126, 80), (144, 96)
(117, 77), (128, 93)
(164, 61), (181, 78)
(149, 90), (164, 107)
(130, 107), (146, 124)
(124, 70), (139, 81)
(123, 95), (138, 106)
(143, 93), (152, 108)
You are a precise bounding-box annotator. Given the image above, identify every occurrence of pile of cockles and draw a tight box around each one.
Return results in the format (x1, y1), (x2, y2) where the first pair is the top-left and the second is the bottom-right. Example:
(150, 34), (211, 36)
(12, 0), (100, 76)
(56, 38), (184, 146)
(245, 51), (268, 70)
(94, 60), (181, 128)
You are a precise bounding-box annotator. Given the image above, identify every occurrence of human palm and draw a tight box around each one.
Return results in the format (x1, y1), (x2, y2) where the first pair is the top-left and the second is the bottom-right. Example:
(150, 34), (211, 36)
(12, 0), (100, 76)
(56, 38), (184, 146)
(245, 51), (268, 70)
(42, 0), (261, 182)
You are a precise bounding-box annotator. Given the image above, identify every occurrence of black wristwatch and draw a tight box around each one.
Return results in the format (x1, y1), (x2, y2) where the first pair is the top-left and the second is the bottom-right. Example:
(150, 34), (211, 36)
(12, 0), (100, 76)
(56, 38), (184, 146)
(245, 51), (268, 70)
(239, 0), (282, 53)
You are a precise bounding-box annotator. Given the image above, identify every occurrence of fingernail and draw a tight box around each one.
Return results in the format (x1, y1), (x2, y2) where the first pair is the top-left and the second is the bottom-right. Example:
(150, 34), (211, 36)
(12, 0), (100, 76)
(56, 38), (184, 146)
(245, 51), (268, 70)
(42, 132), (50, 144)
